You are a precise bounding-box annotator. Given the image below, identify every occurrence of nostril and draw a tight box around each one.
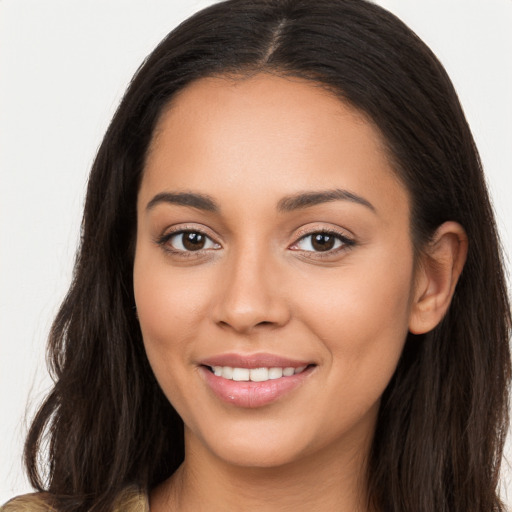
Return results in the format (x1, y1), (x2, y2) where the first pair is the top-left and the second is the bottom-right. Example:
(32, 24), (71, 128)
(216, 319), (277, 332)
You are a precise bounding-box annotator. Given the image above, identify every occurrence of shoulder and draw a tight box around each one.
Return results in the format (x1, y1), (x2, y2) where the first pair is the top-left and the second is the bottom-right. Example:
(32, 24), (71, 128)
(0, 493), (56, 512)
(112, 486), (149, 512)
(1, 487), (149, 512)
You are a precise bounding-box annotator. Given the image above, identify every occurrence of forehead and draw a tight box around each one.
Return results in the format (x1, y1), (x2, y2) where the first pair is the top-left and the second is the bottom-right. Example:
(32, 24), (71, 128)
(140, 73), (408, 217)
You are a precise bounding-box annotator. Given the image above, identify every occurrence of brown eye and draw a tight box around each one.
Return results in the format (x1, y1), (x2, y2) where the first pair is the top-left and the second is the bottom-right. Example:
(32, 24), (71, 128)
(292, 231), (353, 253)
(311, 233), (336, 251)
(166, 230), (220, 252)
(182, 232), (206, 251)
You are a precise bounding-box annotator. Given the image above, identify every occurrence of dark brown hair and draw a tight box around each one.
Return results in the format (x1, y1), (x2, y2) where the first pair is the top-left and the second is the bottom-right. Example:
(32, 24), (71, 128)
(24, 1), (510, 511)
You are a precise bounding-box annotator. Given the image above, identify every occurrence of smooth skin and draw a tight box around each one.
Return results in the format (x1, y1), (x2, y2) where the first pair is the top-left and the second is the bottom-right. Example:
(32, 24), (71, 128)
(133, 74), (467, 512)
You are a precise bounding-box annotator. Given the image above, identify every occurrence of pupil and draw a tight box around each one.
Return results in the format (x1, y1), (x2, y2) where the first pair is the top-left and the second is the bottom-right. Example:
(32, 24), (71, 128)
(312, 233), (335, 252)
(183, 232), (205, 251)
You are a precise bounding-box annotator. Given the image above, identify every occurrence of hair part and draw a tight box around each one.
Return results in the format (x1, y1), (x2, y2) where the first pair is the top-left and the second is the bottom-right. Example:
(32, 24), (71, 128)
(24, 1), (510, 511)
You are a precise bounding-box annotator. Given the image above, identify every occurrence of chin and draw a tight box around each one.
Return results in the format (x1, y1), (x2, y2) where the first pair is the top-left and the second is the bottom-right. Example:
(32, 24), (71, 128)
(213, 441), (306, 469)
(188, 420), (316, 469)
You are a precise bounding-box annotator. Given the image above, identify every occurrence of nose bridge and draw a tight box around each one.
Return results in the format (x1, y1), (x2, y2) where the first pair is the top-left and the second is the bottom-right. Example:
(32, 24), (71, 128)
(214, 239), (289, 332)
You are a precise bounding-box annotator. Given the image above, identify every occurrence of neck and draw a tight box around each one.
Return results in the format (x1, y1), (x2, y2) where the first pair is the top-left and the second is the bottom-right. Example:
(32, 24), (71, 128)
(151, 426), (374, 512)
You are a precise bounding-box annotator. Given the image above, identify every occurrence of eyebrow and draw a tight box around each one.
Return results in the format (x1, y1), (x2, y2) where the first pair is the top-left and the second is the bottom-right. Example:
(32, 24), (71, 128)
(277, 189), (376, 213)
(146, 192), (219, 212)
(145, 188), (375, 214)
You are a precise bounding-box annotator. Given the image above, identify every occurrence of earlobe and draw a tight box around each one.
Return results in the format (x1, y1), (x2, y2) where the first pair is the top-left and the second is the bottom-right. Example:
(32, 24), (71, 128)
(408, 221), (468, 335)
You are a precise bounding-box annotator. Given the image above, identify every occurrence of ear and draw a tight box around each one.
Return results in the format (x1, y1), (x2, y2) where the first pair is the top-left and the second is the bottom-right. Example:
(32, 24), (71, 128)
(409, 221), (468, 335)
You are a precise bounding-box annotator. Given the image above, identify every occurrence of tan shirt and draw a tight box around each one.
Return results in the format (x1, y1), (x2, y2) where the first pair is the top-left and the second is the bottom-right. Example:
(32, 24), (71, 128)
(0, 487), (149, 512)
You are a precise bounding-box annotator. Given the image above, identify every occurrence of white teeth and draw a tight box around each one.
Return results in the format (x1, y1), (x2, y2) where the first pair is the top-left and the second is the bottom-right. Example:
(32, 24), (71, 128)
(210, 365), (308, 382)
(268, 367), (283, 379)
(249, 368), (269, 382)
(222, 366), (234, 379)
(232, 368), (250, 381)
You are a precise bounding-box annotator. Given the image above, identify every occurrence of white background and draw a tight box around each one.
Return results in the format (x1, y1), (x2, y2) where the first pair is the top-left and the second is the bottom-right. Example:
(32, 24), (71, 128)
(1, 0), (511, 504)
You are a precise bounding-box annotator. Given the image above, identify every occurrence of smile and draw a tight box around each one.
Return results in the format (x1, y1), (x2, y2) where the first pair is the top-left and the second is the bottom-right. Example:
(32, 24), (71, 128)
(208, 365), (308, 382)
(200, 356), (315, 408)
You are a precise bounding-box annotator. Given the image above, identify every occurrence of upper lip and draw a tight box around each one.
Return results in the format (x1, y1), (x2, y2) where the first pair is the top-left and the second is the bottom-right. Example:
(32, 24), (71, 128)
(200, 353), (314, 369)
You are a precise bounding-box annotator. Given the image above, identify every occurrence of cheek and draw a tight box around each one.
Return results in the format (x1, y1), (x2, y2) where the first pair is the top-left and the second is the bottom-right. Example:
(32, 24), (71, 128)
(133, 248), (212, 366)
(297, 245), (414, 400)
(133, 254), (215, 419)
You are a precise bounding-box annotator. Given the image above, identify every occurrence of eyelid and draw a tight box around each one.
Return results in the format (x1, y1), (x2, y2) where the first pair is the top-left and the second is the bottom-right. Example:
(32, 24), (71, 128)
(292, 222), (355, 240)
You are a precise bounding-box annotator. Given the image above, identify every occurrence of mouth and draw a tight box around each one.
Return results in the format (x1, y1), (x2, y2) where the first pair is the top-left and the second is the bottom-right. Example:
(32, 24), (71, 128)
(199, 355), (316, 408)
(204, 364), (312, 382)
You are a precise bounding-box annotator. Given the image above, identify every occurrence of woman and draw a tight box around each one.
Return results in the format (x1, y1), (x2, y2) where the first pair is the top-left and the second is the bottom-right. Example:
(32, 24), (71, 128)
(2, 0), (510, 511)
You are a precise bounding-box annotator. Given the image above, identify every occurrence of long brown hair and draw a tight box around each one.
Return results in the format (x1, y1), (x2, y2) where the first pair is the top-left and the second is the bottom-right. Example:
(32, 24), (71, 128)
(24, 1), (511, 511)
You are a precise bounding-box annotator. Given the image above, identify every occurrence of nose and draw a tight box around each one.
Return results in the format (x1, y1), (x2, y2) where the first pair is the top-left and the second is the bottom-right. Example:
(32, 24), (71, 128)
(212, 247), (291, 334)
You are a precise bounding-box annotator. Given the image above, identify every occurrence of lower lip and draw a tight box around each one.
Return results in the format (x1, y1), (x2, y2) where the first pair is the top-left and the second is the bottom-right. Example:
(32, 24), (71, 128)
(200, 366), (313, 408)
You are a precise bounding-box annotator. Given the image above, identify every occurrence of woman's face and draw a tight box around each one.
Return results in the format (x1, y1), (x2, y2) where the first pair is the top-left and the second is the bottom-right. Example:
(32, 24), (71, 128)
(134, 74), (417, 468)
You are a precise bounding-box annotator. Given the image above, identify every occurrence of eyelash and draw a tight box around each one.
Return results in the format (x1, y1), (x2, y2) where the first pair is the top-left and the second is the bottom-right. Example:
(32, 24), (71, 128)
(290, 229), (356, 258)
(155, 227), (355, 259)
(155, 227), (220, 259)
